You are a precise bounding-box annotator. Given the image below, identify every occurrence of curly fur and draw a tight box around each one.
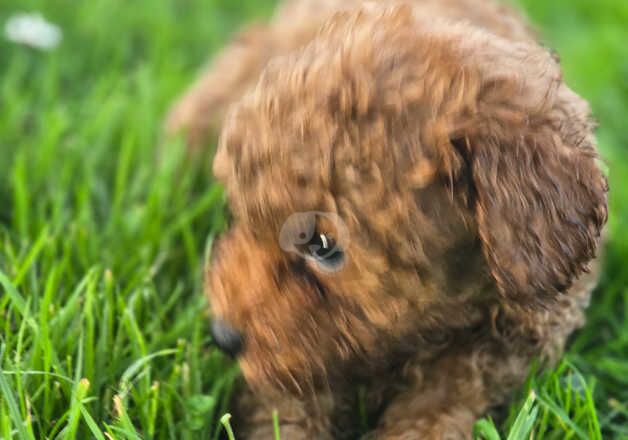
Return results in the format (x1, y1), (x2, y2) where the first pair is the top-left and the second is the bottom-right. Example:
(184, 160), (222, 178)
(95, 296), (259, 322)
(167, 1), (608, 438)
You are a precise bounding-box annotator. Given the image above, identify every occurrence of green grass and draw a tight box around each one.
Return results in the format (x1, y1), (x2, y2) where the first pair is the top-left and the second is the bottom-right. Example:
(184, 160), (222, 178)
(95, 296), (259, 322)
(0, 0), (626, 438)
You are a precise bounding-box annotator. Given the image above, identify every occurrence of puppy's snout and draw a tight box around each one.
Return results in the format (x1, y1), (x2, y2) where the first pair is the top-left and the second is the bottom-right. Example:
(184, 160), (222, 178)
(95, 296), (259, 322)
(211, 318), (244, 357)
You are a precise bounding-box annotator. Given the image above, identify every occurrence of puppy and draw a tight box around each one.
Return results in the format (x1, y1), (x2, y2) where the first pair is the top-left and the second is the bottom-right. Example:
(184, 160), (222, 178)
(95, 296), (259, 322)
(167, 1), (608, 438)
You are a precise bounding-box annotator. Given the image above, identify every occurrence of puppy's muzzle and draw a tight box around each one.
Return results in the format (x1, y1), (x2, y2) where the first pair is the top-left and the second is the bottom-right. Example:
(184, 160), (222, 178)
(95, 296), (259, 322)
(211, 318), (244, 357)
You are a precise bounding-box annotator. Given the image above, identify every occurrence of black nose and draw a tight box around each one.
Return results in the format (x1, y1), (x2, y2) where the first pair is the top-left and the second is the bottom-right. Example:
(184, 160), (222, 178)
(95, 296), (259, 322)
(210, 319), (243, 357)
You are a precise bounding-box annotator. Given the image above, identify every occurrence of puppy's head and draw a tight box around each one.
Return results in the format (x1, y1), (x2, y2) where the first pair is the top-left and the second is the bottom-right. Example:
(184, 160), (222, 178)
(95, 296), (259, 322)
(207, 5), (607, 393)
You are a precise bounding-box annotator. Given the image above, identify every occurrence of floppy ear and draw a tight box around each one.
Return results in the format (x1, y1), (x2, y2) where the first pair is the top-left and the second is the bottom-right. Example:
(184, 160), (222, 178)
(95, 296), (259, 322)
(451, 39), (608, 307)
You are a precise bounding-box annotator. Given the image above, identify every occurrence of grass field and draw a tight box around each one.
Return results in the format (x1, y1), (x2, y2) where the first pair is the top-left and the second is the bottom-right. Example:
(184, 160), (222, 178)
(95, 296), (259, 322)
(0, 0), (626, 438)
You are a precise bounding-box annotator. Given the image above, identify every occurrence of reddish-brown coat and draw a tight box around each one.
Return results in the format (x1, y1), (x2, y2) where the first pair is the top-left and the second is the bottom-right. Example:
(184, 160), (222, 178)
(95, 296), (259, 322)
(167, 1), (607, 438)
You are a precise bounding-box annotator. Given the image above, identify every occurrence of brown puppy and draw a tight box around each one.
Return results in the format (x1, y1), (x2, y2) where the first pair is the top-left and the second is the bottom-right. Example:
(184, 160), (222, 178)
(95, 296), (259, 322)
(167, 1), (608, 438)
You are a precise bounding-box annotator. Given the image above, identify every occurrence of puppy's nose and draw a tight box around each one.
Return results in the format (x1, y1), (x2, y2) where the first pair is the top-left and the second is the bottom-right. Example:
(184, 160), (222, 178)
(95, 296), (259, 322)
(210, 319), (243, 357)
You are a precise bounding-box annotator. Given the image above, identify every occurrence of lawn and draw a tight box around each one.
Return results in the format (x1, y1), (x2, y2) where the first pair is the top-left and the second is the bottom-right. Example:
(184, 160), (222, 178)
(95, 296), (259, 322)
(0, 0), (626, 438)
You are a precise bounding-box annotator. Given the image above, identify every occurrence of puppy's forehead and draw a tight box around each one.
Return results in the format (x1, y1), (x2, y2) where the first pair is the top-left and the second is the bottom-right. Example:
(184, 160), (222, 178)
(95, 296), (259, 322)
(215, 10), (418, 174)
(213, 10), (466, 229)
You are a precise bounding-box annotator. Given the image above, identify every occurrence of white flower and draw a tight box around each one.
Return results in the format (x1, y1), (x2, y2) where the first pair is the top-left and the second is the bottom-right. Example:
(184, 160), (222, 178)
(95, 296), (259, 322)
(5, 12), (62, 50)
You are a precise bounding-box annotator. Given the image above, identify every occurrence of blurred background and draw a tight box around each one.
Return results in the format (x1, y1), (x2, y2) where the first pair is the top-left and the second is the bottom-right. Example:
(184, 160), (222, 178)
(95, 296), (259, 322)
(0, 0), (626, 438)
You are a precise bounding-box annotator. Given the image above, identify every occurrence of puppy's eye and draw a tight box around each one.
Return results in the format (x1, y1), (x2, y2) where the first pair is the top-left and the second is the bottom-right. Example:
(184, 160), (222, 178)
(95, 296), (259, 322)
(304, 233), (345, 271)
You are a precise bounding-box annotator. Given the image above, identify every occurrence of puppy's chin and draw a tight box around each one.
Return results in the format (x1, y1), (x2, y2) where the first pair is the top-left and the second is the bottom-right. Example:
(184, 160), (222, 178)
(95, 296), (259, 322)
(239, 354), (326, 397)
(238, 330), (397, 397)
(237, 330), (372, 396)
